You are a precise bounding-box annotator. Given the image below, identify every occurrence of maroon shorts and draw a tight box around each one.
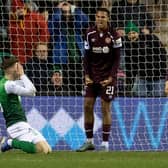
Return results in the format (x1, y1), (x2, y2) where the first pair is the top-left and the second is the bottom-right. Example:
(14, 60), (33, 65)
(84, 83), (116, 102)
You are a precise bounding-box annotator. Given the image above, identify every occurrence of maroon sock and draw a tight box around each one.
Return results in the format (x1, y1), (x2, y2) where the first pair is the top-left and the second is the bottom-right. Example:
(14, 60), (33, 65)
(84, 123), (93, 139)
(102, 124), (111, 141)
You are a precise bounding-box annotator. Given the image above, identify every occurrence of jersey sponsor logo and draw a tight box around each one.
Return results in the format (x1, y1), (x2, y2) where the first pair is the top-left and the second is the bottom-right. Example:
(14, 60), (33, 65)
(105, 37), (111, 44)
(92, 46), (110, 54)
(92, 47), (102, 53)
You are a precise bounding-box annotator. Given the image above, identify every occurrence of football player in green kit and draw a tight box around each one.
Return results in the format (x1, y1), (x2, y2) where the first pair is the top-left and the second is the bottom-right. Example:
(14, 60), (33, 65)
(0, 56), (51, 154)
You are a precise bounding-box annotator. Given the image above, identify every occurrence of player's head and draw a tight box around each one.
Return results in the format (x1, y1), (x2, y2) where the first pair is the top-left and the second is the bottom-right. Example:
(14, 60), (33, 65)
(1, 56), (20, 79)
(125, 21), (139, 41)
(95, 8), (110, 31)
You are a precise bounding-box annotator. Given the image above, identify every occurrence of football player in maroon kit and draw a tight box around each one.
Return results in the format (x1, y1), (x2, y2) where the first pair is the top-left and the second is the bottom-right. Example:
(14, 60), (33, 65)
(76, 8), (122, 152)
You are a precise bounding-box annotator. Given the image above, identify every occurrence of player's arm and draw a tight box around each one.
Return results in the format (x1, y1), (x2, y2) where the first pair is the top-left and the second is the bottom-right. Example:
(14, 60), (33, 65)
(83, 31), (93, 85)
(110, 36), (122, 78)
(5, 75), (36, 96)
(5, 63), (36, 96)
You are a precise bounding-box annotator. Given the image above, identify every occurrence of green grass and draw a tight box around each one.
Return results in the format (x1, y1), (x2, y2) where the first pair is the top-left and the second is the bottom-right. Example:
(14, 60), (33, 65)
(0, 151), (168, 168)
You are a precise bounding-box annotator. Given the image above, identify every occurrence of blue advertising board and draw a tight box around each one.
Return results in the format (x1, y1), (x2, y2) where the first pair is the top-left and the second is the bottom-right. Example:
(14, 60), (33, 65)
(0, 97), (168, 151)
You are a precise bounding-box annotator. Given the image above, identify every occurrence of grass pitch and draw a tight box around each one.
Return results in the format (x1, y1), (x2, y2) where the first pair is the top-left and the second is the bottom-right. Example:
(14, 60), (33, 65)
(0, 151), (168, 168)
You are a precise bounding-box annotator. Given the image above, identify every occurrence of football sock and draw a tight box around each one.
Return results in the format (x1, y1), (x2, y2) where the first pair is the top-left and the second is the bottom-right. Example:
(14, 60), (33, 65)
(102, 124), (111, 141)
(7, 139), (12, 146)
(101, 141), (109, 148)
(87, 138), (93, 144)
(85, 122), (93, 142)
(12, 139), (36, 153)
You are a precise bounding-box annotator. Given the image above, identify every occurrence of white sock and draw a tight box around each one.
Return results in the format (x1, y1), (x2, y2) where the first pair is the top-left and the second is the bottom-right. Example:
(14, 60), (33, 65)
(87, 138), (93, 144)
(101, 141), (109, 148)
(7, 139), (12, 146)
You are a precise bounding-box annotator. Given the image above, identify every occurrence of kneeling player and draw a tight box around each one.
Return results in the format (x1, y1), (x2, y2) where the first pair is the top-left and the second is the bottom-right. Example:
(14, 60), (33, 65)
(0, 56), (51, 154)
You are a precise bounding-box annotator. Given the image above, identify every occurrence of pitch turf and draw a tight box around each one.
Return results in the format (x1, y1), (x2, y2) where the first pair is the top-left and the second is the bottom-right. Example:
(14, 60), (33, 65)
(0, 151), (168, 168)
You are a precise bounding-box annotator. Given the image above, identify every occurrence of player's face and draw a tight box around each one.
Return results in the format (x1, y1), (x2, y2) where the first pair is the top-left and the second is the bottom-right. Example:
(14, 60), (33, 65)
(127, 31), (139, 41)
(95, 11), (109, 31)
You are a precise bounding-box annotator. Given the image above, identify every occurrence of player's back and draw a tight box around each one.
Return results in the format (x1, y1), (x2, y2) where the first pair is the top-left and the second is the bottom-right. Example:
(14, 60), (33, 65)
(0, 77), (27, 127)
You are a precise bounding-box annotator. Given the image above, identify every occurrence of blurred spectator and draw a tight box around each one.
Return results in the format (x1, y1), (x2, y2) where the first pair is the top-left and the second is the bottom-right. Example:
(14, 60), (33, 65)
(24, 0), (39, 12)
(124, 21), (167, 97)
(24, 0), (51, 21)
(8, 0), (50, 64)
(24, 43), (52, 95)
(25, 43), (68, 96)
(48, 68), (69, 96)
(111, 0), (156, 37)
(48, 1), (89, 96)
(101, 0), (112, 11)
(0, 0), (10, 53)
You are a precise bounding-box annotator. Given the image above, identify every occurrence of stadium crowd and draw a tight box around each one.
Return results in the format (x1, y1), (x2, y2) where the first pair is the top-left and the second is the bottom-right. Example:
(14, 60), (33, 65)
(0, 0), (167, 97)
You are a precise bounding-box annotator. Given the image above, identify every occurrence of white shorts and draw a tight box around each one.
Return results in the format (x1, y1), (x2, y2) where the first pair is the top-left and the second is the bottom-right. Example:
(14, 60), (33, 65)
(7, 122), (46, 144)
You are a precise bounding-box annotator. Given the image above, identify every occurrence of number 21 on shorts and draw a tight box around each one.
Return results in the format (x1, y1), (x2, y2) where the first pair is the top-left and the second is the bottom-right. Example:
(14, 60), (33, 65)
(106, 86), (114, 95)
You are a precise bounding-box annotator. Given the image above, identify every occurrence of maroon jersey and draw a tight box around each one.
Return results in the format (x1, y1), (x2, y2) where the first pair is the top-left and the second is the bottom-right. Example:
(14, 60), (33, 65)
(83, 26), (122, 83)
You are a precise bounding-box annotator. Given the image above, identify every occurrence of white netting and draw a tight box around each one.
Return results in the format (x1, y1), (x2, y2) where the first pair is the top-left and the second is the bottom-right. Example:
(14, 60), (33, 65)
(0, 0), (168, 151)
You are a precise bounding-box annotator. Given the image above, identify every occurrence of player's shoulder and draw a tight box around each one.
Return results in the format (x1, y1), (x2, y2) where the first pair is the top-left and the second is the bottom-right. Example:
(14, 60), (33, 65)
(110, 28), (121, 40)
(109, 28), (122, 48)
(86, 26), (97, 36)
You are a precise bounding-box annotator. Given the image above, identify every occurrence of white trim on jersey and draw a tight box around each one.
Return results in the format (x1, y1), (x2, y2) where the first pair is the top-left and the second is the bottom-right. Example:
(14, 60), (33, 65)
(85, 30), (97, 50)
(5, 74), (36, 96)
(107, 31), (122, 48)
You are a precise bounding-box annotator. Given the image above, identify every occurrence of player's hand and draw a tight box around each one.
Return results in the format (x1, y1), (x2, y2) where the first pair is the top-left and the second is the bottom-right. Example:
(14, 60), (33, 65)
(17, 63), (24, 77)
(165, 81), (168, 96)
(100, 77), (112, 87)
(85, 75), (93, 85)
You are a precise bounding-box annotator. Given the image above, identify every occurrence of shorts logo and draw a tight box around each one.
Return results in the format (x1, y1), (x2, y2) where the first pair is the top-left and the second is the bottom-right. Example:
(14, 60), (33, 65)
(105, 37), (111, 44)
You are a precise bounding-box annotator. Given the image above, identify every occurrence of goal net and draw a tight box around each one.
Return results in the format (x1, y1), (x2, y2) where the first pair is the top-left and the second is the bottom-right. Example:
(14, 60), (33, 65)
(0, 0), (168, 151)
